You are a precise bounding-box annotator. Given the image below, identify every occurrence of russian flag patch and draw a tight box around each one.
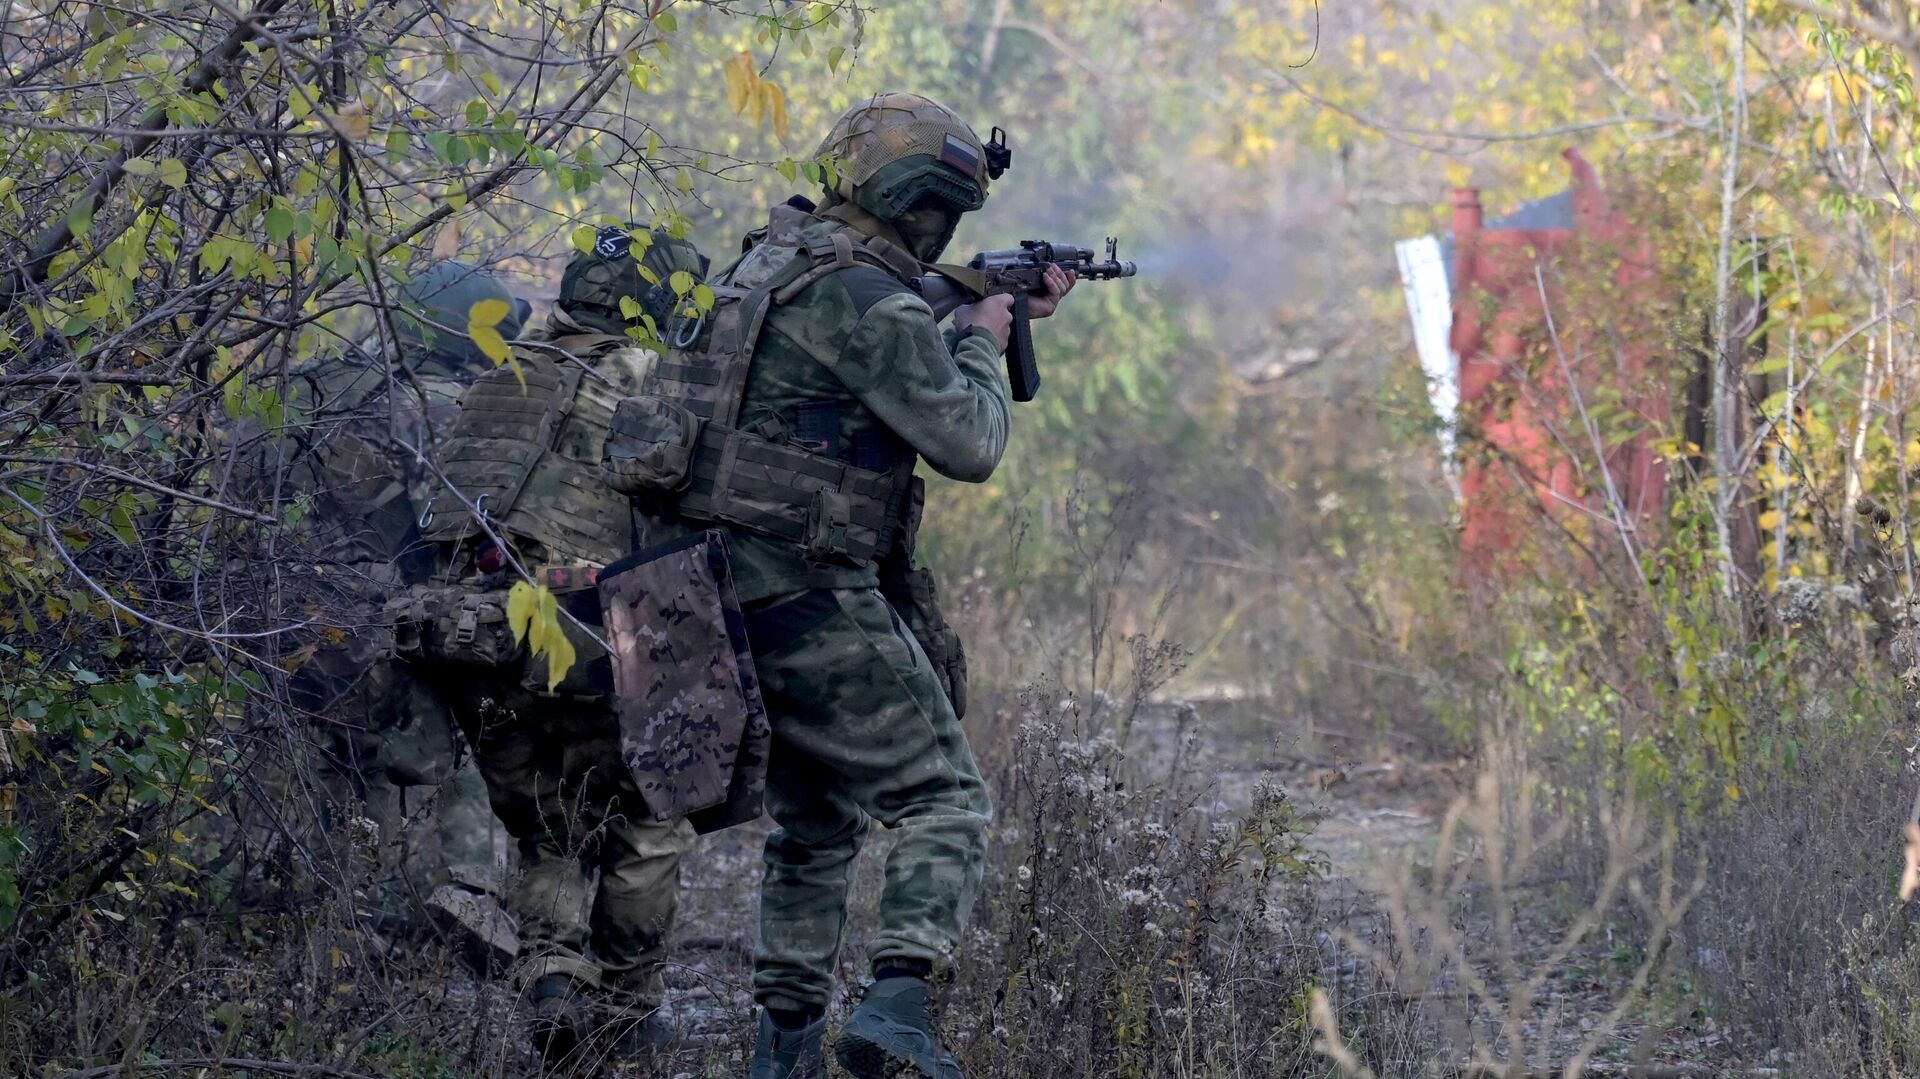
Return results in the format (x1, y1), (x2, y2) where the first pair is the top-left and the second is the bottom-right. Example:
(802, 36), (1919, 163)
(938, 134), (981, 178)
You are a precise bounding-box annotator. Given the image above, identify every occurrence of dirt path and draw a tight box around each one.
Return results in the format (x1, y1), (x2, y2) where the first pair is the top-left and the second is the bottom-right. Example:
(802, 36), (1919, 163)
(646, 694), (1745, 1077)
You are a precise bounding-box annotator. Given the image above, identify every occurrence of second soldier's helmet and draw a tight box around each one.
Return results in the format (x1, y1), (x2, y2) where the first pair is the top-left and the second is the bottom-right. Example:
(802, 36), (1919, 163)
(558, 226), (711, 336)
(392, 260), (530, 373)
(816, 93), (1009, 223)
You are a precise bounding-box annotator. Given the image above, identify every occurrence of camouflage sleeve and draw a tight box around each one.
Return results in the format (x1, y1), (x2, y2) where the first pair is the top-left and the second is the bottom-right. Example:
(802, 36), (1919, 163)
(836, 291), (1011, 483)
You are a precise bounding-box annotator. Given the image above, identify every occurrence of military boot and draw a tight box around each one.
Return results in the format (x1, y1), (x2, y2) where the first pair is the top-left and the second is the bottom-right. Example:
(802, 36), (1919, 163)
(747, 1009), (827, 1079)
(832, 976), (963, 1079)
(526, 973), (589, 1067)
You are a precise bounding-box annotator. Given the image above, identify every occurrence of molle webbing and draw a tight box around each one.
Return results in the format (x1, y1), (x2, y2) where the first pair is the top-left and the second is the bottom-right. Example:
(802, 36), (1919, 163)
(424, 350), (634, 566)
(676, 423), (901, 564)
(614, 219), (915, 566)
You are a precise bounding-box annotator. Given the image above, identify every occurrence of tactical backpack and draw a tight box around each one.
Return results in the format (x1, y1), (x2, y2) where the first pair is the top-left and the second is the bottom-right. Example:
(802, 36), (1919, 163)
(600, 205), (917, 566)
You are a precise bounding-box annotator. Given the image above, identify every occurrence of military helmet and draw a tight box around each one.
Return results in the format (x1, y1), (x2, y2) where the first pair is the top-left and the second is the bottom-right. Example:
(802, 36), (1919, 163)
(816, 93), (1009, 222)
(392, 260), (529, 371)
(558, 226), (711, 336)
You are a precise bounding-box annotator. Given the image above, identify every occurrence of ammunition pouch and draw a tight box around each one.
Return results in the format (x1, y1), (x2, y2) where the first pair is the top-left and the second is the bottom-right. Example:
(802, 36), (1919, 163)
(601, 394), (702, 494)
(387, 586), (523, 669)
(599, 529), (770, 833)
(387, 582), (612, 701)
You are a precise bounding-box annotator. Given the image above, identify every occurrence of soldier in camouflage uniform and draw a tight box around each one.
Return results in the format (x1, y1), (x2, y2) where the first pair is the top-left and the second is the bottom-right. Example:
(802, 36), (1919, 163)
(609, 94), (1073, 1079)
(395, 228), (709, 1064)
(288, 261), (528, 960)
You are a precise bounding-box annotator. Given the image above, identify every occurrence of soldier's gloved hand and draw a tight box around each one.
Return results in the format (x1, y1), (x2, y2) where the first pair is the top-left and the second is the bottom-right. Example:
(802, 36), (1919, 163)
(953, 293), (1014, 351)
(1027, 264), (1077, 320)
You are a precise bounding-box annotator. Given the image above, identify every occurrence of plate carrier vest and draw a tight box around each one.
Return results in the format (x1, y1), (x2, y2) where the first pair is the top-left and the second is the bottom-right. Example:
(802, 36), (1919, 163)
(420, 332), (642, 567)
(602, 209), (918, 566)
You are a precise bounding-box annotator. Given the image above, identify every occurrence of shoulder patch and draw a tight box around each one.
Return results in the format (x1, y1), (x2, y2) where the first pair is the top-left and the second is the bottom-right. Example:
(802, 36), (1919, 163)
(833, 265), (915, 317)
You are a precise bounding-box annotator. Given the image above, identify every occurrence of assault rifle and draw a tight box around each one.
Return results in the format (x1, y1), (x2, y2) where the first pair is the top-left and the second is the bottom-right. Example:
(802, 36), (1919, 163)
(912, 238), (1138, 402)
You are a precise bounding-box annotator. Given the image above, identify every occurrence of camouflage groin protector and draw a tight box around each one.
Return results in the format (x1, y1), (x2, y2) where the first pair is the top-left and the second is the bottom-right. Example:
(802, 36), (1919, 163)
(598, 529), (769, 833)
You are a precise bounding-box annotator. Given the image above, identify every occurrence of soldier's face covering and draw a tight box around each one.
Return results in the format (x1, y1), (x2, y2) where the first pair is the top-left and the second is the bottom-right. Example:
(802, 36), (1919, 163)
(895, 205), (960, 264)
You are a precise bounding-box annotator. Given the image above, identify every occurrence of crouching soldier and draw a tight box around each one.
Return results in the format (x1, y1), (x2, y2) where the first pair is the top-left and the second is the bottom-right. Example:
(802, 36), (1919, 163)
(390, 228), (709, 1064)
(288, 260), (527, 960)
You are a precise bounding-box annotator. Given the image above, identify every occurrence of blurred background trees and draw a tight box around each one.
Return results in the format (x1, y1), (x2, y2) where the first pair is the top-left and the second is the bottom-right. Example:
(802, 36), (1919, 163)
(9, 0), (1920, 1073)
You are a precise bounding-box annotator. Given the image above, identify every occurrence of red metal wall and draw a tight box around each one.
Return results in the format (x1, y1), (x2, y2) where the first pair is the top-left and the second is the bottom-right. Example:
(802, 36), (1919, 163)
(1450, 149), (1668, 578)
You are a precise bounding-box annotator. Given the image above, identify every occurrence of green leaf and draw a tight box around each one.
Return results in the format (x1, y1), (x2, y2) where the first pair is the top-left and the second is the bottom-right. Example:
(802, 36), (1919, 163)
(776, 157), (798, 184)
(655, 11), (676, 32)
(668, 270), (694, 296)
(692, 283), (716, 313)
(570, 225), (598, 254)
(264, 204), (295, 244)
(107, 504), (138, 548)
(828, 45), (846, 73)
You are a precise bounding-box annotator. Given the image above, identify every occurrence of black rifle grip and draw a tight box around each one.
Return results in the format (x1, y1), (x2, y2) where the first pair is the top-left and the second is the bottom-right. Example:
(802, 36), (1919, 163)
(1007, 292), (1040, 402)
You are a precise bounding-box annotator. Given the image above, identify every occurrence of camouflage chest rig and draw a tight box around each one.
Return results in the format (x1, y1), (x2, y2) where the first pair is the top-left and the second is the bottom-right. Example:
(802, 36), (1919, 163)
(601, 204), (917, 567)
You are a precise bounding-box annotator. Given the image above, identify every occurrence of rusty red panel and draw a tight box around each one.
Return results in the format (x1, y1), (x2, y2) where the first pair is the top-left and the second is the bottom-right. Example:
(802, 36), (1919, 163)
(1451, 149), (1669, 580)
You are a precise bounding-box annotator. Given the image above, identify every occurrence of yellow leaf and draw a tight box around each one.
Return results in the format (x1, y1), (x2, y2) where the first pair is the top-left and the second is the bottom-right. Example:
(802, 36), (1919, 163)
(570, 224), (599, 254)
(528, 586), (554, 654)
(767, 83), (789, 142)
(468, 297), (513, 365)
(543, 621), (577, 692)
(468, 298), (509, 328)
(506, 581), (536, 644)
(431, 219), (460, 261)
(327, 102), (371, 142)
(724, 51), (755, 115)
(470, 324), (509, 366)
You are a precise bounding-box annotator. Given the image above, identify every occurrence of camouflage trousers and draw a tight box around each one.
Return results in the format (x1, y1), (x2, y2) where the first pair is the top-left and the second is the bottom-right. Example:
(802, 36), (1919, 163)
(745, 587), (992, 1013)
(432, 669), (691, 1014)
(299, 643), (507, 901)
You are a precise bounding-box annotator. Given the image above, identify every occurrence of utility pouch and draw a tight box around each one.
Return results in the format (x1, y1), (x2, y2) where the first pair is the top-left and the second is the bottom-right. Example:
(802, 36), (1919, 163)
(385, 585), (524, 668)
(802, 487), (854, 564)
(599, 529), (770, 833)
(602, 394), (706, 495)
(521, 585), (614, 701)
